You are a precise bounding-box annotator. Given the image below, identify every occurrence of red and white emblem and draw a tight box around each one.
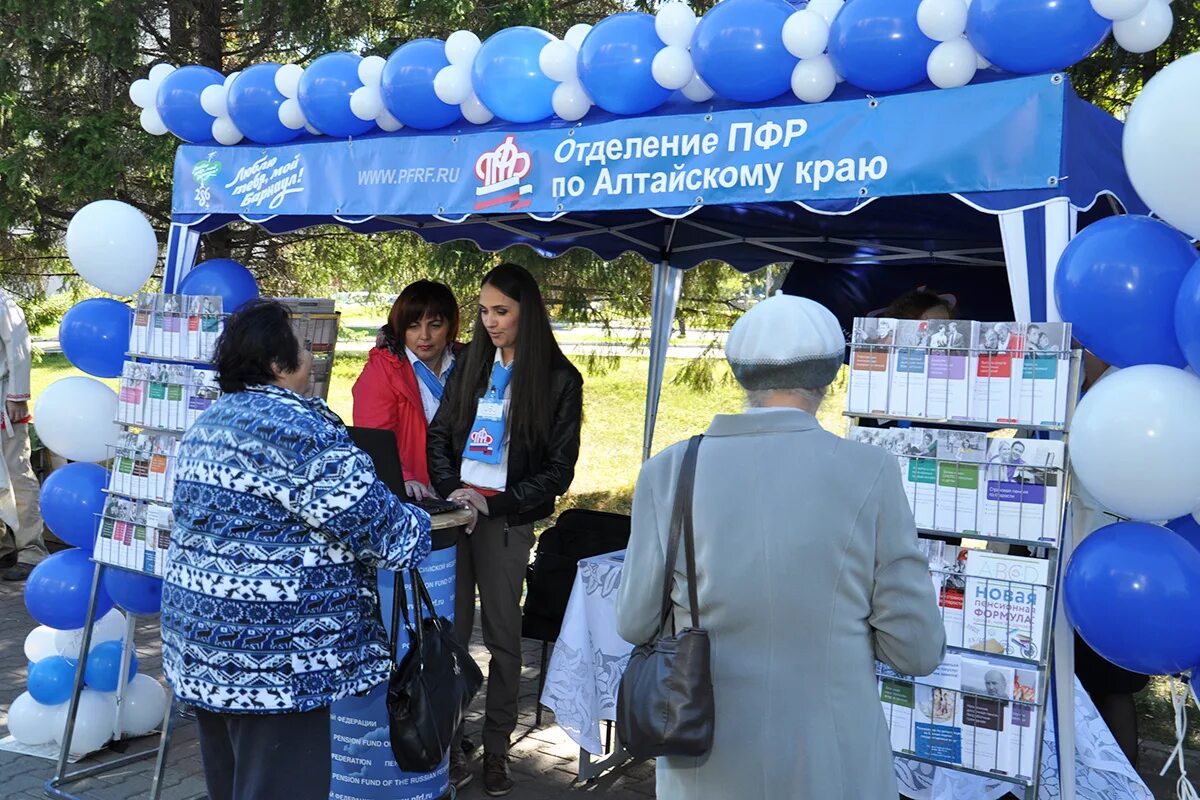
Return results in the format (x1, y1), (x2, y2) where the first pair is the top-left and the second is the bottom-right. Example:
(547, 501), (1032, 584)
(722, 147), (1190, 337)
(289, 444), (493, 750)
(474, 135), (533, 211)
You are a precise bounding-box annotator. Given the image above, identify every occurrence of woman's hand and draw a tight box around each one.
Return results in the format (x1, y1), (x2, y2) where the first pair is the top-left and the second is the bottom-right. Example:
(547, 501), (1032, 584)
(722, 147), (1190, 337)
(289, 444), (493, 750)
(404, 480), (433, 501)
(448, 488), (489, 515)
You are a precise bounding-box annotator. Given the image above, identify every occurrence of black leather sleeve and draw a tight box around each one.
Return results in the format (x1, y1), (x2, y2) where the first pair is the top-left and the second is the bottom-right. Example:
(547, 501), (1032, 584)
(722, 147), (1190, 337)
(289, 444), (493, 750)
(426, 366), (468, 500)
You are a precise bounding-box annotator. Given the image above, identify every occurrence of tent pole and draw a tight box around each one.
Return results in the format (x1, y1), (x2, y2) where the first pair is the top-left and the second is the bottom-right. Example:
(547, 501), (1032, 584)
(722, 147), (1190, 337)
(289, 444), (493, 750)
(163, 221), (202, 293)
(642, 259), (682, 462)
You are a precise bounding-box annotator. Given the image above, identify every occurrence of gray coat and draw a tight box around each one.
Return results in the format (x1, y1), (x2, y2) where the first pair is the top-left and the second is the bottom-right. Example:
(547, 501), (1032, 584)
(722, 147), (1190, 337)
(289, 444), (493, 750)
(616, 409), (946, 800)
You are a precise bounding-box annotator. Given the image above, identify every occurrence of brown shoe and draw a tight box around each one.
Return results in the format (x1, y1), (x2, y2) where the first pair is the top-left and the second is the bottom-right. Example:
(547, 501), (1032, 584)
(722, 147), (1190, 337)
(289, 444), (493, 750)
(2, 562), (34, 582)
(483, 752), (513, 797)
(449, 747), (473, 790)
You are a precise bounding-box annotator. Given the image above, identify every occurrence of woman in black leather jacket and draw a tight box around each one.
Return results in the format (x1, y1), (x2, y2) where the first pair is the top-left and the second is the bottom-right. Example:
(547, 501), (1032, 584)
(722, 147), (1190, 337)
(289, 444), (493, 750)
(427, 262), (583, 796)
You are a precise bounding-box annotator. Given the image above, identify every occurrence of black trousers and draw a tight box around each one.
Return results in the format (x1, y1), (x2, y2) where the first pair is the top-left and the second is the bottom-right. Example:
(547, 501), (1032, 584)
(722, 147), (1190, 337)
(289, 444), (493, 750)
(195, 706), (331, 800)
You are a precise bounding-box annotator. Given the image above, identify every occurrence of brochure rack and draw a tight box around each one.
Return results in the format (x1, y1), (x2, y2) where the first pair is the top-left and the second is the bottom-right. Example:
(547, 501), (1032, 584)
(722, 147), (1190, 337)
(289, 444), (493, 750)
(845, 317), (1083, 800)
(277, 297), (340, 401)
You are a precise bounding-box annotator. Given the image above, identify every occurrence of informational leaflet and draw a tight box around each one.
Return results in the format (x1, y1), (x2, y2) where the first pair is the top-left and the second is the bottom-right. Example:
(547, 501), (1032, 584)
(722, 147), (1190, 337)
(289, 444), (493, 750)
(921, 541), (967, 648)
(889, 319), (932, 419)
(959, 656), (1015, 774)
(969, 322), (1024, 424)
(925, 320), (972, 420)
(848, 317), (897, 415)
(933, 430), (988, 535)
(963, 550), (1050, 661)
(1011, 321), (1071, 427)
(914, 655), (963, 765)
(878, 662), (917, 754)
(977, 437), (1065, 544)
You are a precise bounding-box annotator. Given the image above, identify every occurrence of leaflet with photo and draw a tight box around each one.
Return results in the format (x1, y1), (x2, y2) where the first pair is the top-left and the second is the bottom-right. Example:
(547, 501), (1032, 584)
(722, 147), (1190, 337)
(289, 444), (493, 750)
(959, 656), (1014, 774)
(878, 662), (917, 754)
(132, 293), (155, 355)
(922, 540), (966, 648)
(1011, 322), (1071, 427)
(933, 430), (988, 535)
(969, 322), (1024, 424)
(888, 319), (932, 418)
(903, 429), (939, 529)
(962, 549), (1051, 661)
(977, 437), (1065, 543)
(913, 655), (963, 765)
(1007, 665), (1040, 780)
(925, 320), (972, 420)
(848, 318), (896, 415)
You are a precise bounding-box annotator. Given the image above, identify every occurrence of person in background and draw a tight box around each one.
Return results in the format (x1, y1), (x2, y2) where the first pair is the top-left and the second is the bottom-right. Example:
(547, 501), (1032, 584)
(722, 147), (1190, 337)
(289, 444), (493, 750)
(353, 280), (460, 500)
(160, 300), (432, 800)
(616, 293), (945, 800)
(0, 288), (47, 581)
(427, 262), (583, 796)
(881, 288), (954, 321)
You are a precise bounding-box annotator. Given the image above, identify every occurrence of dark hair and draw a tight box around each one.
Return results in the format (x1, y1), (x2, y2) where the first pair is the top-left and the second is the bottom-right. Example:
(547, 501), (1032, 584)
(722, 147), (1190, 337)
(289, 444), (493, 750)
(444, 263), (567, 452)
(213, 299), (301, 393)
(883, 289), (954, 321)
(386, 280), (460, 344)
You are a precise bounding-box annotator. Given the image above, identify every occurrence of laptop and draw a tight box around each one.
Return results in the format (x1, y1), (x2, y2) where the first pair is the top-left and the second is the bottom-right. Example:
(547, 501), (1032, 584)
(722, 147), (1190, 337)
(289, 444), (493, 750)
(346, 426), (460, 516)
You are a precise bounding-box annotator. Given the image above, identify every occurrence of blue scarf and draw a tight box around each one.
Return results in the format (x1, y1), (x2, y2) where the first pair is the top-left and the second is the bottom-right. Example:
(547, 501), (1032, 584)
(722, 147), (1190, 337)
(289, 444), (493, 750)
(412, 357), (453, 401)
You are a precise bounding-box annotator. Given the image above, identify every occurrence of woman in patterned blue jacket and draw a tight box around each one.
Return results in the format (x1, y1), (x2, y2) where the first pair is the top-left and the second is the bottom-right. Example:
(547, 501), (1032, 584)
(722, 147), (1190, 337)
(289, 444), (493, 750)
(160, 300), (432, 800)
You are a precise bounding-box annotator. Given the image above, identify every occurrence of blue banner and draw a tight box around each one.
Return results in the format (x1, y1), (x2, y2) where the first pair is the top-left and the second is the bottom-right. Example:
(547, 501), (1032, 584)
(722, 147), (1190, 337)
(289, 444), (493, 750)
(329, 547), (457, 800)
(174, 76), (1064, 219)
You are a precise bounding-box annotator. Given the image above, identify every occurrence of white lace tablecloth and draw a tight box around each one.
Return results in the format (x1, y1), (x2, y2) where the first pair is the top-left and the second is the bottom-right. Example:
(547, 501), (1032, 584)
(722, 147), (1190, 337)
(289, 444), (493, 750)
(539, 551), (1153, 800)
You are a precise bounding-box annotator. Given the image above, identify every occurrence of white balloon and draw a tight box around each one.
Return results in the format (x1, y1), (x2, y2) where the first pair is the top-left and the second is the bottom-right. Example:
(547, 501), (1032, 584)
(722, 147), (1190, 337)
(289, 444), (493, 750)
(304, 123), (323, 136)
(1124, 52), (1200, 240)
(274, 63), (304, 98)
(56, 689), (116, 756)
(54, 627), (87, 661)
(358, 55), (386, 87)
(539, 39), (578, 83)
(140, 107), (168, 136)
(119, 675), (168, 737)
(24, 626), (59, 663)
(917, 0), (969, 41)
(1113, 0), (1173, 53)
(376, 109), (404, 132)
(223, 71), (240, 89)
(552, 80), (591, 121)
(651, 46), (694, 91)
(433, 64), (472, 106)
(65, 200), (158, 296)
(927, 38), (978, 88)
(681, 72), (715, 102)
(278, 97), (306, 130)
(790, 56), (837, 103)
(461, 92), (494, 125)
(199, 85), (226, 118)
(1091, 0), (1150, 20)
(1071, 366), (1200, 521)
(805, 0), (845, 25)
(782, 10), (830, 58)
(128, 79), (154, 109)
(8, 693), (64, 746)
(34, 378), (121, 463)
(148, 63), (175, 83)
(445, 30), (482, 66)
(211, 117), (243, 146)
(564, 24), (593, 50)
(655, 3), (698, 49)
(976, 49), (992, 69)
(94, 609), (127, 645)
(349, 85), (384, 122)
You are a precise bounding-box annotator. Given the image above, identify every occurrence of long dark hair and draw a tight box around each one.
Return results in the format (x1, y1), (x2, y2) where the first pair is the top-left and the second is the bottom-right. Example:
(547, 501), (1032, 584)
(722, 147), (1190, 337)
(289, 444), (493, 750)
(445, 263), (567, 452)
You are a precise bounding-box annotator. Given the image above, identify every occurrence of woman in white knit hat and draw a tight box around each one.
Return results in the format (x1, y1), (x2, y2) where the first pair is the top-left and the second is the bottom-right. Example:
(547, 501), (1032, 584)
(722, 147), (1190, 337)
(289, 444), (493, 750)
(616, 293), (945, 800)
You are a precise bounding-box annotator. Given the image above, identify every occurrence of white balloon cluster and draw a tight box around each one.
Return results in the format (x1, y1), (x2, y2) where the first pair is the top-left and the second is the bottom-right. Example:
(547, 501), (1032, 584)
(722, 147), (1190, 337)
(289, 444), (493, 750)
(540, 25), (595, 121)
(918, 0), (985, 90)
(434, 31), (494, 125)
(200, 72), (244, 145)
(1098, 0), (1174, 54)
(651, 4), (714, 102)
(350, 56), (404, 131)
(128, 64), (175, 136)
(275, 64), (320, 136)
(781, 2), (842, 104)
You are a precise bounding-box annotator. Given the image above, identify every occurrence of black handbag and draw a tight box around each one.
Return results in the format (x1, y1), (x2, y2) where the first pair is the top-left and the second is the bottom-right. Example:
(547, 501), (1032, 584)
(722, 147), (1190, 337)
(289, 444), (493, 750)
(616, 435), (714, 758)
(386, 566), (484, 773)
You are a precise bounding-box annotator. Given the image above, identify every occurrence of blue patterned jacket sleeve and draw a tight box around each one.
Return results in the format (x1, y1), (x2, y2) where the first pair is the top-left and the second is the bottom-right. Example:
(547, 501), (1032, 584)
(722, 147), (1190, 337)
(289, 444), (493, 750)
(289, 428), (433, 570)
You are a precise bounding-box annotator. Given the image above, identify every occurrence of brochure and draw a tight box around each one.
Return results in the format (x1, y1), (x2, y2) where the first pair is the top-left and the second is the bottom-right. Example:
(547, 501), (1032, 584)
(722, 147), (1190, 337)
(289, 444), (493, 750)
(925, 320), (972, 420)
(889, 319), (932, 418)
(963, 549), (1050, 661)
(1011, 321), (1071, 427)
(848, 317), (896, 415)
(969, 322), (1024, 424)
(933, 430), (988, 535)
(977, 437), (1065, 543)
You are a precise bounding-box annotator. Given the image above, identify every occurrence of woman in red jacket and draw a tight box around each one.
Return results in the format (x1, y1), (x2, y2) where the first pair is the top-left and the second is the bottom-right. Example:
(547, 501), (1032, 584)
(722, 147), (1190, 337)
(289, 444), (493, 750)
(352, 280), (460, 499)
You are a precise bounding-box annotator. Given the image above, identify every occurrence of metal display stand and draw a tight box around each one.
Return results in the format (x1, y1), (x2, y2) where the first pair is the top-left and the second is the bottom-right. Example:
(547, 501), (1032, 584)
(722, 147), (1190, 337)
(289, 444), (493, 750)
(277, 297), (340, 401)
(845, 323), (1081, 800)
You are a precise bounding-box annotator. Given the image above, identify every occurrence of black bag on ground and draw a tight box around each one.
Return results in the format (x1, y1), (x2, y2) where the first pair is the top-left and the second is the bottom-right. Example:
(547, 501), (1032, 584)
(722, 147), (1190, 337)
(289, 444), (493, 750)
(616, 435), (714, 758)
(386, 567), (483, 773)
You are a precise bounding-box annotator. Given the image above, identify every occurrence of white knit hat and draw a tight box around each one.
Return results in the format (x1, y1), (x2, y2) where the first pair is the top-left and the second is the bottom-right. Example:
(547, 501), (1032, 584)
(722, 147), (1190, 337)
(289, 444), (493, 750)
(725, 292), (845, 390)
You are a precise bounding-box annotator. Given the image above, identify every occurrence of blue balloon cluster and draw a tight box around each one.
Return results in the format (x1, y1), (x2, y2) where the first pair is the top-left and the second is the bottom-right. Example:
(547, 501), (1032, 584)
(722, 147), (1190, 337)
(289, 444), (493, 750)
(382, 39), (462, 130)
(579, 13), (671, 116)
(229, 63), (301, 145)
(828, 0), (936, 93)
(60, 298), (132, 379)
(156, 65), (223, 143)
(691, 0), (796, 103)
(966, 0), (1111, 75)
(25, 549), (114, 631)
(40, 463), (109, 551)
(178, 258), (260, 314)
(103, 569), (164, 615)
(28, 656), (77, 705)
(472, 27), (557, 124)
(298, 52), (375, 138)
(85, 641), (139, 692)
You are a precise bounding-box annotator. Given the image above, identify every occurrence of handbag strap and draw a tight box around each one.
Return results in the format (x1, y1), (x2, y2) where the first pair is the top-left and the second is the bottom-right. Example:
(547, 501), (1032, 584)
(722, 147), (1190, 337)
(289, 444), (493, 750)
(656, 435), (703, 634)
(394, 568), (424, 659)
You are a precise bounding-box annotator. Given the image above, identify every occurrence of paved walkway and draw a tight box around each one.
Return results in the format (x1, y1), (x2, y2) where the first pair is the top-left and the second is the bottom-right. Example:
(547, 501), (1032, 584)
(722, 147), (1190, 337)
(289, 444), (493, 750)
(0, 579), (653, 800)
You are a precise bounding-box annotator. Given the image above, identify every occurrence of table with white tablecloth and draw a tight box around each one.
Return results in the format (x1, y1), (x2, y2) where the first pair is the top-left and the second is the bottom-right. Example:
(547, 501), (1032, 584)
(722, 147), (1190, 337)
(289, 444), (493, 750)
(539, 549), (1153, 800)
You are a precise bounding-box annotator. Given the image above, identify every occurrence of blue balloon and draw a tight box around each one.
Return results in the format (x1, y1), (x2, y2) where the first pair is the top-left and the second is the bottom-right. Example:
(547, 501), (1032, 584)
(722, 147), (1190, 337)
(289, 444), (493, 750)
(1167, 514), (1200, 551)
(472, 27), (556, 124)
(39, 463), (109, 551)
(156, 65), (223, 143)
(102, 569), (164, 615)
(24, 549), (114, 630)
(966, 0), (1111, 74)
(178, 258), (260, 314)
(1174, 262), (1200, 375)
(28, 655), (78, 705)
(1054, 216), (1194, 369)
(59, 298), (132, 379)
(691, 0), (797, 103)
(84, 640), (138, 692)
(228, 63), (301, 145)
(578, 13), (671, 116)
(1066, 522), (1200, 675)
(381, 39), (462, 130)
(827, 0), (936, 93)
(298, 52), (376, 138)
